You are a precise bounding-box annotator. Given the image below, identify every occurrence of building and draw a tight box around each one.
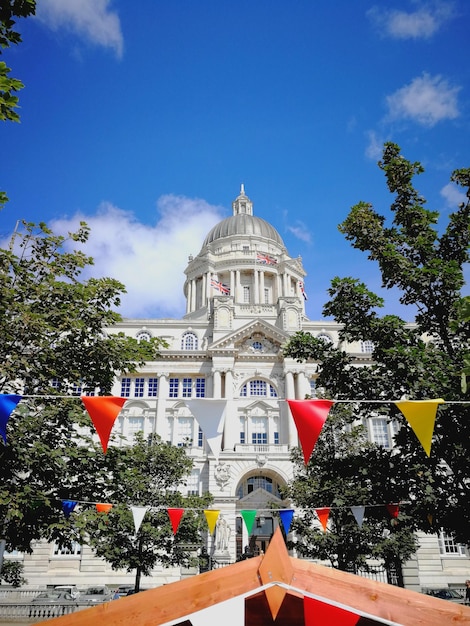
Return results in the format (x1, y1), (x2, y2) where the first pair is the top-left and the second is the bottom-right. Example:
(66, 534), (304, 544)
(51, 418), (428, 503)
(11, 186), (470, 592)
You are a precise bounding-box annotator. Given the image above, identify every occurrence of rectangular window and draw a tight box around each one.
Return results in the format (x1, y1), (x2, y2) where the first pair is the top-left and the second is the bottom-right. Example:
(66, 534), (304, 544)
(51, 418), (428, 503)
(274, 432), (279, 444)
(195, 378), (205, 398)
(252, 432), (268, 444)
(128, 417), (144, 439)
(438, 532), (467, 556)
(121, 377), (131, 398)
(182, 378), (192, 398)
(264, 288), (270, 304)
(134, 378), (145, 398)
(309, 379), (316, 397)
(186, 469), (200, 496)
(370, 417), (391, 448)
(198, 426), (203, 447)
(177, 417), (193, 446)
(71, 383), (82, 396)
(243, 285), (250, 303)
(169, 378), (179, 398)
(148, 377), (158, 397)
(53, 542), (82, 557)
(239, 417), (246, 444)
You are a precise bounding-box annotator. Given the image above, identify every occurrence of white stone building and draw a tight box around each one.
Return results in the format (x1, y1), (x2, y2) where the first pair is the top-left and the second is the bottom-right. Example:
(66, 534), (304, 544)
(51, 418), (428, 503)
(11, 186), (470, 593)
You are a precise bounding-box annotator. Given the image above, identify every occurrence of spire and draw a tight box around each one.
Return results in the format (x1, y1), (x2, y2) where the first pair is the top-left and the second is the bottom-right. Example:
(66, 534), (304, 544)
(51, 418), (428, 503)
(232, 184), (253, 216)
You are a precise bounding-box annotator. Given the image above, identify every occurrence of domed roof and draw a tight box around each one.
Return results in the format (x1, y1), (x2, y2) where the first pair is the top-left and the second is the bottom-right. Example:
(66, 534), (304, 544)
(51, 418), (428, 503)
(202, 185), (285, 248)
(202, 213), (285, 248)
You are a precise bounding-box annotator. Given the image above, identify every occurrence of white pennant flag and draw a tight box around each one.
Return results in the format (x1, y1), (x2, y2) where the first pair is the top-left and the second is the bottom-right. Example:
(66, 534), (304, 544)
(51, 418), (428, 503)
(184, 399), (227, 460)
(350, 505), (365, 527)
(131, 506), (149, 535)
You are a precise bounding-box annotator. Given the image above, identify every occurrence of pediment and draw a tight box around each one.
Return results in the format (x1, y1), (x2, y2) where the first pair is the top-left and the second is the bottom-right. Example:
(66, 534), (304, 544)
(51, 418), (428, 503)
(209, 320), (289, 354)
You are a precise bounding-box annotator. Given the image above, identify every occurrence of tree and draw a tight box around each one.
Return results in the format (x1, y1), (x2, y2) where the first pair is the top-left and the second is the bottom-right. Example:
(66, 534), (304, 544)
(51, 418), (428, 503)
(74, 433), (212, 591)
(284, 143), (470, 547)
(0, 560), (27, 587)
(0, 221), (167, 555)
(283, 403), (418, 585)
(0, 0), (35, 123)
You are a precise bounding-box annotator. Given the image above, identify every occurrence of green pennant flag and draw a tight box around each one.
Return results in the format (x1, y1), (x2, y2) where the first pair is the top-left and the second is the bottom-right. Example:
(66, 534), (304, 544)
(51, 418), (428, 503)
(240, 509), (257, 535)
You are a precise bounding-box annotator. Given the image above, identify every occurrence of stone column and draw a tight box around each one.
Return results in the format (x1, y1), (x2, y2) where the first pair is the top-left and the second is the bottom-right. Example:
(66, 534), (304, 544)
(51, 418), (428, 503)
(284, 371), (298, 447)
(155, 373), (169, 439)
(213, 369), (222, 398)
(254, 269), (259, 304)
(259, 271), (265, 304)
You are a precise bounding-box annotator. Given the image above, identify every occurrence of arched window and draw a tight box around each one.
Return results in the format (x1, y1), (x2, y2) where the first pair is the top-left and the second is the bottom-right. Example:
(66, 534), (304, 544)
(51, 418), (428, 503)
(240, 379), (277, 397)
(236, 475), (282, 499)
(317, 333), (333, 344)
(181, 332), (198, 350)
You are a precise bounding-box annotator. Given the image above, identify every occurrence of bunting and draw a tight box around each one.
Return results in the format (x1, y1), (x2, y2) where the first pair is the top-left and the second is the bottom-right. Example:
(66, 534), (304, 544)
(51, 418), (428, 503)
(350, 506), (365, 528)
(395, 399), (444, 456)
(96, 503), (113, 514)
(81, 396), (127, 453)
(287, 399), (335, 464)
(61, 500), (78, 519)
(240, 509), (257, 535)
(386, 504), (399, 519)
(184, 399), (227, 459)
(316, 507), (330, 532)
(131, 506), (149, 535)
(0, 394), (22, 444)
(204, 509), (220, 535)
(279, 509), (294, 535)
(167, 508), (185, 534)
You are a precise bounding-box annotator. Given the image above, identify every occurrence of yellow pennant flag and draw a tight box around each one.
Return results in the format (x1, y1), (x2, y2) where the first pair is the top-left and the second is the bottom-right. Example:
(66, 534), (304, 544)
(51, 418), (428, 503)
(395, 399), (444, 456)
(204, 509), (220, 534)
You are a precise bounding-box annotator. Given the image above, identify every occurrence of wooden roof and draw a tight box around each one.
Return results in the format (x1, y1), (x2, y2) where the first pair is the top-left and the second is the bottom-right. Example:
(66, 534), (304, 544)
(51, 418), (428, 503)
(41, 528), (470, 626)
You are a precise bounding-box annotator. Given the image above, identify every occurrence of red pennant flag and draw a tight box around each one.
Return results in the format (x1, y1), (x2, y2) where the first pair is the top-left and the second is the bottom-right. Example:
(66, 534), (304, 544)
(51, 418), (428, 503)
(287, 400), (334, 464)
(386, 504), (399, 519)
(304, 596), (360, 626)
(315, 507), (330, 532)
(81, 396), (127, 453)
(167, 508), (185, 534)
(96, 503), (113, 514)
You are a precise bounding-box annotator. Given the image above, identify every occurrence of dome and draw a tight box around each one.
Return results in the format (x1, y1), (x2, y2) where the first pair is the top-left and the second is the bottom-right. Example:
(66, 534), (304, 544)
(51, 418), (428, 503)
(202, 213), (285, 248)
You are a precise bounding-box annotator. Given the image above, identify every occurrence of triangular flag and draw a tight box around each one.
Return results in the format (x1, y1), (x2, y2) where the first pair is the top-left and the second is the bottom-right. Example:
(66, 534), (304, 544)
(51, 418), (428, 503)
(131, 506), (149, 535)
(61, 500), (77, 519)
(81, 396), (127, 453)
(304, 596), (360, 626)
(167, 508), (185, 535)
(350, 505), (365, 527)
(204, 509), (220, 535)
(287, 399), (334, 463)
(240, 510), (257, 535)
(0, 394), (22, 444)
(184, 399), (227, 459)
(386, 504), (399, 519)
(279, 509), (294, 535)
(395, 399), (444, 456)
(96, 503), (113, 514)
(316, 507), (330, 531)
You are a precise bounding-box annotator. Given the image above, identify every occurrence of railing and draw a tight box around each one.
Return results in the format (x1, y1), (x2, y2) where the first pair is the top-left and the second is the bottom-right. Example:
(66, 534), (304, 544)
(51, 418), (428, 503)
(0, 601), (86, 621)
(233, 444), (289, 454)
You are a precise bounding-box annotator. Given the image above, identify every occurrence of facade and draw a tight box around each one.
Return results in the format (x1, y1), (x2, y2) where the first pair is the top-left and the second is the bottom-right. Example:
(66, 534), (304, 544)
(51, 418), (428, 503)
(11, 186), (470, 591)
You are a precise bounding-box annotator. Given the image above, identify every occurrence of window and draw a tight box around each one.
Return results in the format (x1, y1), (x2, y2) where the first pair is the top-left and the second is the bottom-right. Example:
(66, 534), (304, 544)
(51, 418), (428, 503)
(251, 417), (268, 445)
(240, 379), (277, 398)
(128, 416), (144, 439)
(370, 417), (391, 448)
(169, 378), (179, 398)
(121, 378), (131, 397)
(317, 333), (333, 344)
(243, 286), (250, 303)
(438, 532), (467, 556)
(53, 542), (82, 557)
(136, 331), (151, 342)
(264, 288), (270, 304)
(134, 378), (145, 398)
(237, 476), (282, 499)
(239, 417), (246, 444)
(361, 340), (374, 353)
(182, 332), (198, 350)
(176, 416), (193, 446)
(186, 469), (200, 496)
(252, 341), (263, 351)
(309, 378), (316, 397)
(197, 426), (203, 447)
(168, 377), (206, 398)
(148, 378), (158, 397)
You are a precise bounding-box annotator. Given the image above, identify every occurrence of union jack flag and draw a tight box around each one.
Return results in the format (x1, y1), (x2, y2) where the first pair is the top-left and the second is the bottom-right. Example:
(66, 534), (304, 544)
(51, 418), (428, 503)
(299, 281), (308, 301)
(256, 252), (278, 265)
(211, 276), (230, 295)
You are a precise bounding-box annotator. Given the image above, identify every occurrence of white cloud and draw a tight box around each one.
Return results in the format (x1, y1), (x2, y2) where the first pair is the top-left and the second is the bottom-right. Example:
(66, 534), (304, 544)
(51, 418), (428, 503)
(287, 221), (312, 243)
(49, 195), (225, 318)
(36, 0), (124, 58)
(386, 73), (460, 127)
(440, 182), (467, 208)
(367, 2), (454, 39)
(365, 130), (384, 160)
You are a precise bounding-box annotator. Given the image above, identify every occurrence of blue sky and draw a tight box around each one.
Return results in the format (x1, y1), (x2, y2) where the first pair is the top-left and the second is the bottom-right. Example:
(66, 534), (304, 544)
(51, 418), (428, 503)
(1, 0), (469, 320)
